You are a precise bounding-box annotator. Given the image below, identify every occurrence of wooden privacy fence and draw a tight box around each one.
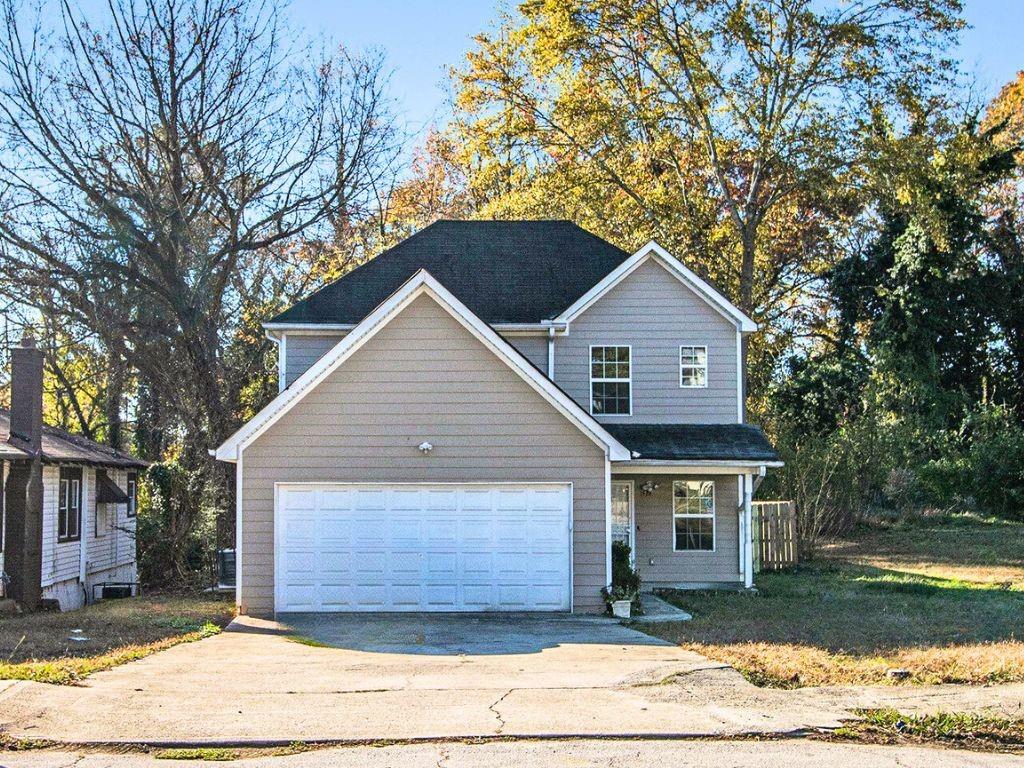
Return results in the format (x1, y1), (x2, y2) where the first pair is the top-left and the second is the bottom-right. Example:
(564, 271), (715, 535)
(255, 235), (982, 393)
(752, 500), (798, 572)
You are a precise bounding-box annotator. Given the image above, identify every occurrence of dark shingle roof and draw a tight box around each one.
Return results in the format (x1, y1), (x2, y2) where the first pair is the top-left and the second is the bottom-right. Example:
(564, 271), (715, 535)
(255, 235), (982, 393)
(605, 423), (780, 463)
(0, 409), (149, 469)
(270, 220), (632, 325)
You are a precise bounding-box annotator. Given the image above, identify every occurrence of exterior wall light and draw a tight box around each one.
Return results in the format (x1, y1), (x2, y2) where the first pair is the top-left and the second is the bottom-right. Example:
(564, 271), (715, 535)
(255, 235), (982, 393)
(418, 441), (434, 454)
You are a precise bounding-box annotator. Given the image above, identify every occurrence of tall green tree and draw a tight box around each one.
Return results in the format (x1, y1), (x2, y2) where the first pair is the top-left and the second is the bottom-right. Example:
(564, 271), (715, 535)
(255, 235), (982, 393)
(451, 0), (963, 404)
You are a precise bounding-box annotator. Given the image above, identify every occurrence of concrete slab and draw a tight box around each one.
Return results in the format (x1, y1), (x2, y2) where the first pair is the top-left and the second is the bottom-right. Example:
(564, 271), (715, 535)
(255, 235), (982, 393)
(633, 593), (692, 622)
(1, 613), (1020, 746)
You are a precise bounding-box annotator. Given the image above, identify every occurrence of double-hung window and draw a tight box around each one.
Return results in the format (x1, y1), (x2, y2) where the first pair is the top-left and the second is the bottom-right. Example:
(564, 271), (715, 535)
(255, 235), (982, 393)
(127, 472), (138, 518)
(679, 346), (708, 388)
(590, 346), (631, 415)
(58, 466), (83, 542)
(673, 480), (715, 551)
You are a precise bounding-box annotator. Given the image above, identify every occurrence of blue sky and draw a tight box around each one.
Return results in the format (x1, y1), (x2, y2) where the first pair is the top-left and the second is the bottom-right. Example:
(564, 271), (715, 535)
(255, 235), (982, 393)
(286, 0), (1024, 135)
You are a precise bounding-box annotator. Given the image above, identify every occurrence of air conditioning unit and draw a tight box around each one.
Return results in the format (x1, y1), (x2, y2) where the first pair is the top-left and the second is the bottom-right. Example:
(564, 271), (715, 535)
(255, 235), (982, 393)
(217, 549), (236, 589)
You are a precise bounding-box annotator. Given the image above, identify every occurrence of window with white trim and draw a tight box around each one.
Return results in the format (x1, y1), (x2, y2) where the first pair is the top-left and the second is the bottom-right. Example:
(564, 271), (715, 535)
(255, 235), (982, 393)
(58, 466), (82, 543)
(679, 345), (708, 388)
(673, 480), (715, 551)
(590, 346), (631, 415)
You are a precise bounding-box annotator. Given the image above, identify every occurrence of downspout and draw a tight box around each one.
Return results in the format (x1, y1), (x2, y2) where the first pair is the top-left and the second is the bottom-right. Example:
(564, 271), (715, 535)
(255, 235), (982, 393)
(79, 467), (91, 605)
(546, 325), (555, 377)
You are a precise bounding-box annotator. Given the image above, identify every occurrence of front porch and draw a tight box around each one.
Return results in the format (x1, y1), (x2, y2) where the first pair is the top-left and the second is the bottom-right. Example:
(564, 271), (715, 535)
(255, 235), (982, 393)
(611, 470), (758, 591)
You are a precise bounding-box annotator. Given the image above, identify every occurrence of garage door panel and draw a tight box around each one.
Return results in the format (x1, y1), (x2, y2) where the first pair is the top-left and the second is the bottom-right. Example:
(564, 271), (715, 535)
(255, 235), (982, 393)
(276, 483), (571, 612)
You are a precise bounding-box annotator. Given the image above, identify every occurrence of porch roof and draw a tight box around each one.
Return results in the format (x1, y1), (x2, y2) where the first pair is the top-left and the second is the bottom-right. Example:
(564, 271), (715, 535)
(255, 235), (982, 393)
(605, 423), (780, 464)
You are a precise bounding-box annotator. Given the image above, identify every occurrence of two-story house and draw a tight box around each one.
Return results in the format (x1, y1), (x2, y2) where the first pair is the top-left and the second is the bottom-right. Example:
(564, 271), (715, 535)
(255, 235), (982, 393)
(215, 221), (780, 616)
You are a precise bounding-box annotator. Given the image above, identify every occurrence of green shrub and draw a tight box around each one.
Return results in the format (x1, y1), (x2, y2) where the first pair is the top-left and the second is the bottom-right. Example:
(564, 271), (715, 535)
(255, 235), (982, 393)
(602, 541), (641, 612)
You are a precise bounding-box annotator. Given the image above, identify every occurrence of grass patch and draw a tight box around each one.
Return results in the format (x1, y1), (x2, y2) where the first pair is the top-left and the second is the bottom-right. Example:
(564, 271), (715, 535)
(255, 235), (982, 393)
(285, 634), (332, 648)
(642, 515), (1024, 687)
(0, 594), (234, 684)
(154, 747), (241, 761)
(833, 708), (1024, 752)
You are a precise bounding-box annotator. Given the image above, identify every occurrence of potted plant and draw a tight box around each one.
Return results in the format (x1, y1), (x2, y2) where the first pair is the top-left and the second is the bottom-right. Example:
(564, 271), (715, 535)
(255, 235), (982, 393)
(601, 541), (642, 619)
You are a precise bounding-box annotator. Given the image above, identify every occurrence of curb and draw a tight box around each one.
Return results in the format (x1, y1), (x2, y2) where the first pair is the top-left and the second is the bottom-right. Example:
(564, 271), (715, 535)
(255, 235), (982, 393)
(2, 728), (831, 752)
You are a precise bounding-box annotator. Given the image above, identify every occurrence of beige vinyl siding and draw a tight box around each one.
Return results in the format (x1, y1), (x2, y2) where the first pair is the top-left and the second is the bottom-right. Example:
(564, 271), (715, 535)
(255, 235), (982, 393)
(284, 332), (347, 387)
(505, 334), (549, 374)
(554, 259), (740, 423)
(87, 468), (136, 575)
(625, 473), (742, 586)
(242, 294), (608, 616)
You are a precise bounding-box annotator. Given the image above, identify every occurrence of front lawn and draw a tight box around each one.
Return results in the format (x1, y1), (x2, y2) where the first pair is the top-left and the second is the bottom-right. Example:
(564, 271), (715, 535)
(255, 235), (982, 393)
(645, 513), (1024, 687)
(0, 593), (235, 684)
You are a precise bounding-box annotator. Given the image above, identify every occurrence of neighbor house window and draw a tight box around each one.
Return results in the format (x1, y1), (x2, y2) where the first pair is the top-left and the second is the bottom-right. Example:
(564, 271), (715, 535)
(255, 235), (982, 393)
(127, 472), (138, 518)
(673, 480), (715, 551)
(58, 466), (83, 542)
(679, 346), (708, 388)
(590, 346), (631, 415)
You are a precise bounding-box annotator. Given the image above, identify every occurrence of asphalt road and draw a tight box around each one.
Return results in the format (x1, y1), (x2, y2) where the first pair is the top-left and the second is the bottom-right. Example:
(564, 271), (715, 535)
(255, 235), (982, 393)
(1, 739), (1021, 768)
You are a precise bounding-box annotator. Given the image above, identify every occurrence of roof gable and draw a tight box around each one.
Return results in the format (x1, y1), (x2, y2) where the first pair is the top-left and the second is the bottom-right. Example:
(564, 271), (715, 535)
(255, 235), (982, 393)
(267, 220), (631, 326)
(554, 242), (758, 332)
(217, 269), (632, 462)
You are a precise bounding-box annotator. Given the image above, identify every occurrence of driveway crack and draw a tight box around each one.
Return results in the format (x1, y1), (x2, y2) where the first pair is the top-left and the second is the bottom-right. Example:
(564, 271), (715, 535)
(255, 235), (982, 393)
(488, 688), (514, 733)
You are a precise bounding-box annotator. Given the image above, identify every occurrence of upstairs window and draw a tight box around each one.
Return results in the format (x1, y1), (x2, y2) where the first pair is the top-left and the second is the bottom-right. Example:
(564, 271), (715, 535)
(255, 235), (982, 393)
(590, 346), (631, 415)
(679, 345), (708, 388)
(58, 466), (83, 542)
(673, 480), (715, 551)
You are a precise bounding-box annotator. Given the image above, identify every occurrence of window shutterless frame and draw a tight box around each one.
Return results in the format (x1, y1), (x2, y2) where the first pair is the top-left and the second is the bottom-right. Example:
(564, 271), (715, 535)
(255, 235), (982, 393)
(679, 345), (708, 388)
(672, 479), (716, 552)
(58, 466), (83, 543)
(127, 472), (138, 518)
(589, 345), (632, 416)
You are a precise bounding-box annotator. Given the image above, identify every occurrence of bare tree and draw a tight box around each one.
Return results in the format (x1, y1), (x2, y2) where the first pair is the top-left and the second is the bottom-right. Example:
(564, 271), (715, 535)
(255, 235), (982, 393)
(0, 0), (400, 564)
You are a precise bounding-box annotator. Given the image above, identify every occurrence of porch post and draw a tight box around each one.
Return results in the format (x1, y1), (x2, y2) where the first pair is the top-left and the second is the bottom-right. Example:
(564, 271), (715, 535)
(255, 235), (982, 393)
(742, 473), (754, 588)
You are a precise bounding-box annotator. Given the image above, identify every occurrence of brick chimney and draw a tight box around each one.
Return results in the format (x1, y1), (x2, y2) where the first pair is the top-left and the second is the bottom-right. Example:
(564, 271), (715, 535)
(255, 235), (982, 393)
(8, 332), (43, 451)
(4, 332), (45, 609)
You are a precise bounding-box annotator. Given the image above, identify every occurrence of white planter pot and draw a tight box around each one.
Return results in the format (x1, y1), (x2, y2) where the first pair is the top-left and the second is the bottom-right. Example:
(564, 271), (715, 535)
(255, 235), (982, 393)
(611, 600), (632, 619)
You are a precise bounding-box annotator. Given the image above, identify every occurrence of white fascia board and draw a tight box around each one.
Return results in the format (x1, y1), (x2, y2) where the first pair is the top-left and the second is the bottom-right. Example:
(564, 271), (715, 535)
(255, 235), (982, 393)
(555, 241), (758, 333)
(262, 323), (356, 335)
(217, 269), (632, 463)
(611, 460), (783, 475)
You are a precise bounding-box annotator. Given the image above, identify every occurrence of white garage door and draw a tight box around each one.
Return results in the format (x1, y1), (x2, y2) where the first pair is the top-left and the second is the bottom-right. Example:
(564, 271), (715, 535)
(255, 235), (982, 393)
(275, 483), (572, 612)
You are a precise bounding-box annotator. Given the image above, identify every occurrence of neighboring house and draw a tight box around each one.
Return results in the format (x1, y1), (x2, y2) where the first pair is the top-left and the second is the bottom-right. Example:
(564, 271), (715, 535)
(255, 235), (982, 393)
(1, 335), (147, 612)
(216, 221), (781, 616)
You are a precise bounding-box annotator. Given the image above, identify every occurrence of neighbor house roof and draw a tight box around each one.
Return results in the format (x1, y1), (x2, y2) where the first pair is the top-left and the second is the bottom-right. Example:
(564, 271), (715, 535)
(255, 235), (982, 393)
(0, 409), (149, 469)
(267, 220), (632, 326)
(604, 423), (780, 464)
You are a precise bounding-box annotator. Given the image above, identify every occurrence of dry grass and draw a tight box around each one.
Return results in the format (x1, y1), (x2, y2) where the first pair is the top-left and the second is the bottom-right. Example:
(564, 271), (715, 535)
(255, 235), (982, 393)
(645, 513), (1024, 688)
(0, 594), (234, 684)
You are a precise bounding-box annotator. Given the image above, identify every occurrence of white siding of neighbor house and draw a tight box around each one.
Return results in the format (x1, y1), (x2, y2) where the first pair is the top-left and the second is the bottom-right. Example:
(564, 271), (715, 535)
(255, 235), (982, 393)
(505, 334), (549, 374)
(41, 464), (80, 588)
(284, 333), (347, 387)
(87, 468), (136, 576)
(38, 465), (137, 611)
(553, 258), (740, 424)
(623, 473), (743, 587)
(242, 294), (609, 617)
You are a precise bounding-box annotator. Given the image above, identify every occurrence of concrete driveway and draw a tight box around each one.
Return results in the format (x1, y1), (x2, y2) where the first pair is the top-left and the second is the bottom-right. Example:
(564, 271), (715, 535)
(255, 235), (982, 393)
(0, 612), (858, 744)
(7, 612), (1022, 747)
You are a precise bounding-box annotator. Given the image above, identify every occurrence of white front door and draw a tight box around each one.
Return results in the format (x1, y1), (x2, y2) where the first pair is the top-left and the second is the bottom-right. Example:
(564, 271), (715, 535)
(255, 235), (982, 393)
(611, 481), (634, 562)
(275, 483), (572, 612)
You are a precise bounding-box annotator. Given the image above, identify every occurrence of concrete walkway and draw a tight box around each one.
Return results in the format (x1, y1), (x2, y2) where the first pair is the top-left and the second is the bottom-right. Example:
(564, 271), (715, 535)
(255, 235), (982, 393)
(0, 613), (1021, 746)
